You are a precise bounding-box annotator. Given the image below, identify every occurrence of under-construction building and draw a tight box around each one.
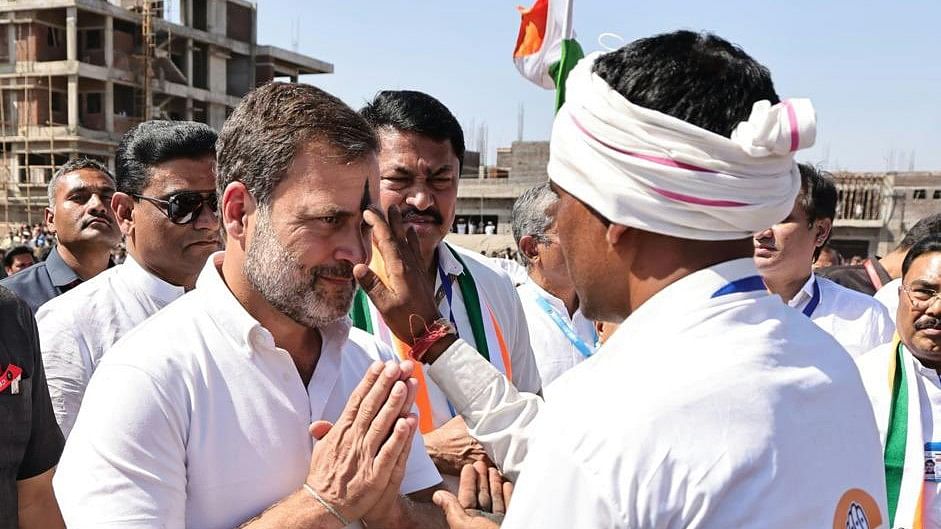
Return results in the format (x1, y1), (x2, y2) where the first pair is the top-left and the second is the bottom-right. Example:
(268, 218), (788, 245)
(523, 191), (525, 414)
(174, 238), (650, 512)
(0, 0), (332, 227)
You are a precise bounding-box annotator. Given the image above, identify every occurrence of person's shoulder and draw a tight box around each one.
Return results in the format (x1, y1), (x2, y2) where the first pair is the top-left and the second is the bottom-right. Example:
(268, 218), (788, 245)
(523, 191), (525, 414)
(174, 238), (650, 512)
(448, 243), (515, 285)
(36, 266), (121, 320)
(819, 276), (892, 316)
(102, 291), (209, 371)
(816, 264), (865, 279)
(345, 326), (396, 364)
(0, 285), (33, 333)
(0, 260), (49, 291)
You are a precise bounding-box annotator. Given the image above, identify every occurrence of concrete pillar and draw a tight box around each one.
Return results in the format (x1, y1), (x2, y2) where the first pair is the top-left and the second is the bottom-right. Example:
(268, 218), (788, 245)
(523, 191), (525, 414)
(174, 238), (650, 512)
(67, 75), (77, 133)
(66, 7), (77, 62)
(185, 97), (193, 120)
(208, 102), (225, 130)
(7, 24), (15, 65)
(185, 0), (193, 27)
(104, 80), (113, 134)
(104, 16), (113, 68)
(185, 38), (193, 87)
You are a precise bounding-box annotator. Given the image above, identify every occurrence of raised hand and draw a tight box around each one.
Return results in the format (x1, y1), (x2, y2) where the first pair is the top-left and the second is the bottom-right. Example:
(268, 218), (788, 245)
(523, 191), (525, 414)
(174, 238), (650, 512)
(354, 206), (445, 346)
(432, 461), (512, 529)
(423, 416), (494, 476)
(305, 360), (420, 522)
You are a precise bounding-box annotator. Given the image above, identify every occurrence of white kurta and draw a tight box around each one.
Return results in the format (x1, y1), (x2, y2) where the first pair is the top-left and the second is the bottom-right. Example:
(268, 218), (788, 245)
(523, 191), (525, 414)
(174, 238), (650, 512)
(516, 278), (596, 388)
(857, 342), (941, 528)
(54, 253), (441, 529)
(874, 278), (902, 324)
(787, 274), (894, 357)
(500, 258), (887, 529)
(36, 255), (185, 437)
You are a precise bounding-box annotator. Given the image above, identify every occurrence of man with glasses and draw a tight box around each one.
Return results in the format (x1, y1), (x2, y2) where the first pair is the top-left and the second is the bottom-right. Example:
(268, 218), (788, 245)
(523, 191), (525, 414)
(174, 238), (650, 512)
(511, 182), (596, 388)
(36, 120), (219, 437)
(1, 158), (121, 312)
(857, 235), (941, 529)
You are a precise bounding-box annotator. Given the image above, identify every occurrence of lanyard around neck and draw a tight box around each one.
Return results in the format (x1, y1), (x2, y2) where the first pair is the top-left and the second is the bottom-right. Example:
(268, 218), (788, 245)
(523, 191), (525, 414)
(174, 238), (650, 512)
(528, 287), (595, 358)
(437, 245), (491, 363)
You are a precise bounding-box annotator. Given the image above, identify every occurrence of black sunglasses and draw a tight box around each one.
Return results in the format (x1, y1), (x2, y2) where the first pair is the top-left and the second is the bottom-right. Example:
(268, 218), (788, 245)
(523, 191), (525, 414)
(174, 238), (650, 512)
(132, 191), (218, 225)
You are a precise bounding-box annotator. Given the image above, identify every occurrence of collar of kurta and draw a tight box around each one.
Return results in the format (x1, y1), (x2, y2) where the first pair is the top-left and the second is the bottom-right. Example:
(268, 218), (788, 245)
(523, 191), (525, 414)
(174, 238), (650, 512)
(119, 253), (186, 305)
(195, 251), (353, 358)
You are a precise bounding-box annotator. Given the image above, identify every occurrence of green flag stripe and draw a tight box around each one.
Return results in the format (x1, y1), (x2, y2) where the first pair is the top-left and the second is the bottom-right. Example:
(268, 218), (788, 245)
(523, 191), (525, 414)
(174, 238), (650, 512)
(548, 38), (584, 112)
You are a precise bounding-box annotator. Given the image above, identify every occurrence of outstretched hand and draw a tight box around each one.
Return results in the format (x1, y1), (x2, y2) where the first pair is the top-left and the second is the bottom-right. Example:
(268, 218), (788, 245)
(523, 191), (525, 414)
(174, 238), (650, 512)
(432, 462), (512, 528)
(354, 206), (454, 356)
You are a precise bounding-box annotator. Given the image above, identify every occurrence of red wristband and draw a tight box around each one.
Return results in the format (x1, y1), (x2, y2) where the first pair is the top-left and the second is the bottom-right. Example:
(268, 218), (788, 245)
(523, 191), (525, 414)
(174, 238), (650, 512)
(408, 318), (456, 362)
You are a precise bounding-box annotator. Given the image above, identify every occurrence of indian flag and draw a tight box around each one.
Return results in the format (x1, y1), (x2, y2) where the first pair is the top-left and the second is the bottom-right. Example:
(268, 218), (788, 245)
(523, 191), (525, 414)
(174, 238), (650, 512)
(513, 0), (584, 111)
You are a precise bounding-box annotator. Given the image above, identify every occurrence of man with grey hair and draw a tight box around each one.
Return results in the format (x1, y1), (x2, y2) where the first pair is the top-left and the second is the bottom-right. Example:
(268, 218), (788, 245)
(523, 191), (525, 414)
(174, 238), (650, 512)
(512, 182), (596, 387)
(0, 158), (120, 312)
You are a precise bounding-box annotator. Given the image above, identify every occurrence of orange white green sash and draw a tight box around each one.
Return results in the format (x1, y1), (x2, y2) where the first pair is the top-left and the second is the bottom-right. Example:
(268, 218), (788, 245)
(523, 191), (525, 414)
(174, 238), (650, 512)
(884, 339), (925, 528)
(350, 243), (512, 433)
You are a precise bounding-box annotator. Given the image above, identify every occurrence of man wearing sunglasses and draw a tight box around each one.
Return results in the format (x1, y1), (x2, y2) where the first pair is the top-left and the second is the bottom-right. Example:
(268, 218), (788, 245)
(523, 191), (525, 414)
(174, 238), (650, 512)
(36, 120), (219, 437)
(857, 235), (941, 529)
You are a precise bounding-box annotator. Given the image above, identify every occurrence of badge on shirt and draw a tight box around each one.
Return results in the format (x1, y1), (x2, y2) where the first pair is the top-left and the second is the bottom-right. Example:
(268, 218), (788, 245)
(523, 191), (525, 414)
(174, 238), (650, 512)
(925, 442), (941, 482)
(0, 363), (23, 395)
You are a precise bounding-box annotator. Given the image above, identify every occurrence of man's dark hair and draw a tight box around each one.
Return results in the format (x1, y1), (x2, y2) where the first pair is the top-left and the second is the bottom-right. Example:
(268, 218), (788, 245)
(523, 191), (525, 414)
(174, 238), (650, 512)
(3, 245), (34, 268)
(795, 164), (837, 261)
(217, 82), (378, 205)
(48, 157), (114, 207)
(899, 213), (941, 251)
(902, 235), (941, 279)
(360, 90), (465, 169)
(592, 30), (779, 137)
(115, 120), (217, 196)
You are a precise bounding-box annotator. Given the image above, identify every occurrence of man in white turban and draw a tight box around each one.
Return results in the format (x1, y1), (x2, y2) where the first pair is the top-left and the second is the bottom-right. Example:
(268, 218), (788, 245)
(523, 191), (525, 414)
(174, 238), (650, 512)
(355, 30), (888, 529)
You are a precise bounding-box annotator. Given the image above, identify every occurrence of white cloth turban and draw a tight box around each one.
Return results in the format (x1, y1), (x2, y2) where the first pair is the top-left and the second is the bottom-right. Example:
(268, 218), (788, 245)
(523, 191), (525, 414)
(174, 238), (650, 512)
(548, 52), (817, 241)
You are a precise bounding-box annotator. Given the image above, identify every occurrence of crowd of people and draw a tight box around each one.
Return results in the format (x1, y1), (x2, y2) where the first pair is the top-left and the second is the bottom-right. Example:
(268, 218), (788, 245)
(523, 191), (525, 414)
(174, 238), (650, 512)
(2, 29), (941, 529)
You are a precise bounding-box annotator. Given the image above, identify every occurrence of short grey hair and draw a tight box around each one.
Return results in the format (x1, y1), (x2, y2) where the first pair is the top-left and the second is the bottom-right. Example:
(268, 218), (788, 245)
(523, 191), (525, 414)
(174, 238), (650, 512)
(511, 182), (559, 267)
(47, 157), (114, 208)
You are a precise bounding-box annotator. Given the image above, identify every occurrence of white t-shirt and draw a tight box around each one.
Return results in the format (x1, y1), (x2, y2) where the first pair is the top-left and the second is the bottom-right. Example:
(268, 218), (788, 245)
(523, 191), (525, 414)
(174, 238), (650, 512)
(516, 279), (596, 388)
(36, 255), (185, 437)
(54, 253), (441, 529)
(787, 274), (894, 356)
(501, 258), (887, 528)
(874, 277), (902, 324)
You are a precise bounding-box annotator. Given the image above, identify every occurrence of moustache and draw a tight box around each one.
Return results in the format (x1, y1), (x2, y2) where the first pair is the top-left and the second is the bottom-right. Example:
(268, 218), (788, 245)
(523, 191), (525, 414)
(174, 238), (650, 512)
(401, 207), (443, 226)
(914, 317), (941, 331)
(81, 215), (112, 229)
(312, 263), (354, 281)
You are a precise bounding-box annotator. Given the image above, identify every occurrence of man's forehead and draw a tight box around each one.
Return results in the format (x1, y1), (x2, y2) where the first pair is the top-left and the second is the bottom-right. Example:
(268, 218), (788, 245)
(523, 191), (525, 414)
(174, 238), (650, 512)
(907, 252), (941, 282)
(59, 168), (115, 191)
(377, 129), (458, 167)
(147, 156), (216, 192)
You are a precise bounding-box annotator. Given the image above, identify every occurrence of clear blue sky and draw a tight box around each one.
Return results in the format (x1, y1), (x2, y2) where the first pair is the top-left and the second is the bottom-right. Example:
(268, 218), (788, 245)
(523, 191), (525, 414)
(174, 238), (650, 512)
(256, 0), (941, 171)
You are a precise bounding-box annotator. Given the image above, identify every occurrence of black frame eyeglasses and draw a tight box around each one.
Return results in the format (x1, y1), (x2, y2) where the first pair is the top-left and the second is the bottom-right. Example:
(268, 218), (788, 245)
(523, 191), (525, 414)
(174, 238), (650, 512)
(132, 191), (218, 225)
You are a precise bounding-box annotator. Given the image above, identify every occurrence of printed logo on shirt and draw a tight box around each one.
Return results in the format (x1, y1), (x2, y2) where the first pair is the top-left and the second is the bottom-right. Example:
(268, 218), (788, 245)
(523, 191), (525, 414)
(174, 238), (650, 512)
(925, 442), (941, 482)
(832, 488), (884, 529)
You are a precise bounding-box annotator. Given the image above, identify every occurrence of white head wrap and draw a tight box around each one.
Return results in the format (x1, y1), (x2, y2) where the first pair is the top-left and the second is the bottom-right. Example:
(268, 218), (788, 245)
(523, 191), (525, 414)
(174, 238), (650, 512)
(548, 52), (817, 241)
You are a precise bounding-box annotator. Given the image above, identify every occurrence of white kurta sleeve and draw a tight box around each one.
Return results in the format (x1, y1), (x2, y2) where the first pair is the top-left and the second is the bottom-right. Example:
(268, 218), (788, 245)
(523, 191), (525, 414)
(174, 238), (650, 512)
(54, 363), (188, 529)
(426, 339), (543, 481)
(36, 305), (90, 438)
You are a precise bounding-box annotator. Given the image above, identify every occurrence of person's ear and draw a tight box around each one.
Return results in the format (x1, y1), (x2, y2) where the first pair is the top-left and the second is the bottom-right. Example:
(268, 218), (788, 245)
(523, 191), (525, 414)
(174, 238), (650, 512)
(222, 181), (255, 246)
(111, 192), (136, 237)
(606, 224), (630, 246)
(813, 218), (833, 248)
(43, 207), (56, 235)
(518, 235), (539, 265)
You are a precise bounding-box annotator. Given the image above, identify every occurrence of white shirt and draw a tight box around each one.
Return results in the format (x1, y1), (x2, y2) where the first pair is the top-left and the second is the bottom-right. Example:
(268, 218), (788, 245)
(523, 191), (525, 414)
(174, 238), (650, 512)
(874, 277), (902, 324)
(787, 274), (894, 357)
(516, 279), (596, 388)
(36, 255), (185, 437)
(500, 258), (887, 528)
(54, 253), (441, 529)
